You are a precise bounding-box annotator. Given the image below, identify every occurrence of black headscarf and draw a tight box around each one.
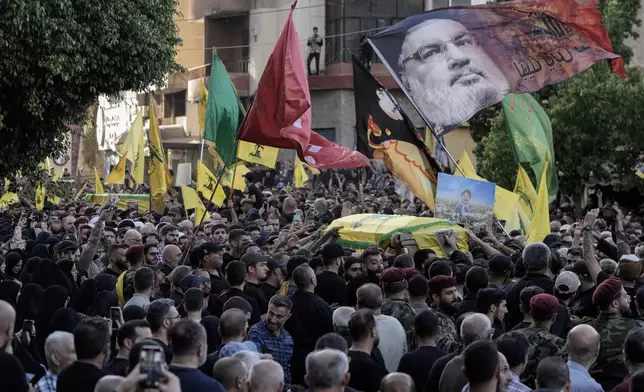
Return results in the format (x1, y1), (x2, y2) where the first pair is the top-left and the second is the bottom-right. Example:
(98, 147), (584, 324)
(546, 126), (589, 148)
(96, 274), (116, 292)
(45, 237), (60, 257)
(0, 281), (20, 308)
(200, 315), (221, 354)
(29, 244), (50, 260)
(54, 259), (79, 298)
(88, 291), (118, 318)
(18, 257), (41, 286)
(72, 279), (97, 315)
(35, 285), (69, 360)
(31, 259), (57, 289)
(50, 307), (81, 334)
(4, 252), (22, 280)
(25, 240), (36, 257)
(35, 231), (51, 244)
(15, 283), (44, 327)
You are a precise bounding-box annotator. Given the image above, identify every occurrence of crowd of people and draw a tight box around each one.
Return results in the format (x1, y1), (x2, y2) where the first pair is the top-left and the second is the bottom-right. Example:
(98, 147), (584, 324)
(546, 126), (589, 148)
(0, 164), (643, 392)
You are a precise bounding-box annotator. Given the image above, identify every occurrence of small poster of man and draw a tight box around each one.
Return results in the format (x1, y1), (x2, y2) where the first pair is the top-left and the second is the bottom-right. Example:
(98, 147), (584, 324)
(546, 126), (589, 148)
(435, 173), (496, 227)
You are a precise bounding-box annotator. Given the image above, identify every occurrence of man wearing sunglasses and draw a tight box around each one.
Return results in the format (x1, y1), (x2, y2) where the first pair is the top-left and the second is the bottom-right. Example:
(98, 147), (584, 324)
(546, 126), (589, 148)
(399, 18), (509, 132)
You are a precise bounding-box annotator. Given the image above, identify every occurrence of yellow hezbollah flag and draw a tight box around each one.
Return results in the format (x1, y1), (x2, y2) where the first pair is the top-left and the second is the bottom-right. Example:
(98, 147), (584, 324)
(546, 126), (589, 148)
(105, 152), (128, 185)
(198, 79), (208, 134)
(94, 167), (104, 194)
(456, 151), (526, 229)
(197, 161), (226, 206)
(514, 166), (538, 217)
(222, 162), (250, 191)
(35, 184), (46, 211)
(527, 166), (550, 244)
(181, 185), (211, 223)
(0, 193), (19, 207)
(74, 183), (87, 201)
(120, 111), (145, 184)
(148, 104), (168, 214)
(294, 157), (309, 188)
(237, 141), (279, 169)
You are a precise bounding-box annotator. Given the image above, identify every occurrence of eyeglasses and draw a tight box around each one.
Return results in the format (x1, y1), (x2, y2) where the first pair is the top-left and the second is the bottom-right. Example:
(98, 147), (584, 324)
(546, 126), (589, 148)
(401, 33), (476, 65)
(164, 315), (181, 321)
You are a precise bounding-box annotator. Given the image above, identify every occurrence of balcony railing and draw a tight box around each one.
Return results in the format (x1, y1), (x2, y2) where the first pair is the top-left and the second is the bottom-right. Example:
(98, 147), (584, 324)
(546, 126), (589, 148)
(221, 60), (249, 73)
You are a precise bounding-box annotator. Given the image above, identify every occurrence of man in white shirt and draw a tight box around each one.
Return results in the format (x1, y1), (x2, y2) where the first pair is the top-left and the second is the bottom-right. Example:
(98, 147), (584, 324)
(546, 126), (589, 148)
(307, 27), (323, 76)
(356, 283), (406, 372)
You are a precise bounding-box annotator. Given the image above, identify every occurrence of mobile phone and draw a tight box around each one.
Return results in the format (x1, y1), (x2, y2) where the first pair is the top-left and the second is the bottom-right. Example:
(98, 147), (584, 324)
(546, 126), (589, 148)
(293, 214), (301, 222)
(139, 344), (165, 388)
(110, 306), (122, 329)
(22, 320), (34, 334)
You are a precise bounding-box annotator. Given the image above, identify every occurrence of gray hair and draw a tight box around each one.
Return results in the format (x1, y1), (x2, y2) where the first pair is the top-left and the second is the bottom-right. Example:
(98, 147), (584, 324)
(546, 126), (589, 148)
(523, 243), (551, 272)
(292, 265), (316, 289)
(249, 359), (284, 392)
(44, 331), (74, 370)
(332, 307), (355, 329)
(461, 313), (493, 346)
(233, 350), (262, 372)
(305, 349), (349, 389)
(213, 357), (248, 389)
(356, 283), (383, 310)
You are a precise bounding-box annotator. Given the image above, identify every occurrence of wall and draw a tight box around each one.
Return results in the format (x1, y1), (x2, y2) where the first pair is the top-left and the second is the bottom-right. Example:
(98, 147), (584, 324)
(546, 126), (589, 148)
(249, 0), (325, 93)
(175, 0), (205, 69)
(626, 0), (644, 68)
(205, 15), (249, 67)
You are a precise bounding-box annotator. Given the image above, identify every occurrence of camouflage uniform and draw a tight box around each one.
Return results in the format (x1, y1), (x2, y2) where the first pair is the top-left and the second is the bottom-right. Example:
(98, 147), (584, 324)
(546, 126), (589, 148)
(382, 298), (417, 349)
(514, 326), (567, 389)
(585, 311), (644, 390)
(432, 306), (459, 354)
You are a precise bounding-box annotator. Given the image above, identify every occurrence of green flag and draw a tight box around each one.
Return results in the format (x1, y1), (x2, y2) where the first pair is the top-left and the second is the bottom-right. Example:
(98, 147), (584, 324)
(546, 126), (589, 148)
(203, 54), (245, 166)
(502, 93), (558, 203)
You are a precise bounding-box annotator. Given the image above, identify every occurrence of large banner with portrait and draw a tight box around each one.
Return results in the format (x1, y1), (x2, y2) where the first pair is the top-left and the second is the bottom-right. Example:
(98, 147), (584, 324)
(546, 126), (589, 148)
(369, 0), (625, 136)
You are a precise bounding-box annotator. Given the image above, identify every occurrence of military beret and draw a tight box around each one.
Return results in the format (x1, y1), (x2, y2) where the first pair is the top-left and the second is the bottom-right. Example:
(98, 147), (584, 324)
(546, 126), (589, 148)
(428, 275), (457, 295)
(592, 278), (623, 307)
(403, 267), (421, 280)
(380, 267), (406, 284)
(125, 244), (145, 258)
(530, 293), (559, 315)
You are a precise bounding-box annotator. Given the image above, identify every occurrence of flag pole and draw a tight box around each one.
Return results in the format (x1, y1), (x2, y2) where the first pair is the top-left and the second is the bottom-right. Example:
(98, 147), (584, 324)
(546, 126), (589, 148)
(228, 162), (238, 202)
(367, 39), (465, 177)
(368, 39), (510, 237)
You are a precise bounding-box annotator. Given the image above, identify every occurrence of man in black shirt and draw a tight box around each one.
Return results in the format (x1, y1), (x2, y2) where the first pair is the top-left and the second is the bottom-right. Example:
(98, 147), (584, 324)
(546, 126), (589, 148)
(96, 244), (129, 290)
(57, 318), (110, 392)
(146, 298), (180, 364)
(397, 310), (445, 391)
(197, 242), (229, 296)
(222, 229), (251, 270)
(261, 259), (282, 300)
(243, 253), (270, 315)
(0, 300), (29, 392)
(210, 261), (261, 325)
(315, 243), (350, 306)
(104, 320), (152, 376)
(347, 309), (388, 392)
(569, 260), (598, 319)
(346, 248), (383, 306)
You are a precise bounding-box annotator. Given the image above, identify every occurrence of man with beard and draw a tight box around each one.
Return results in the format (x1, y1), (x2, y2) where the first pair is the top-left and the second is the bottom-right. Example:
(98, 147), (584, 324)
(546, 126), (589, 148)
(243, 253), (270, 315)
(347, 309), (389, 392)
(346, 248), (384, 306)
(344, 256), (362, 282)
(585, 278), (644, 390)
(315, 243), (350, 307)
(212, 223), (228, 243)
(476, 288), (508, 339)
(428, 275), (459, 354)
(161, 225), (179, 246)
(223, 229), (252, 270)
(49, 215), (64, 235)
(261, 259), (283, 300)
(96, 244), (128, 290)
(398, 19), (509, 132)
(197, 242), (229, 296)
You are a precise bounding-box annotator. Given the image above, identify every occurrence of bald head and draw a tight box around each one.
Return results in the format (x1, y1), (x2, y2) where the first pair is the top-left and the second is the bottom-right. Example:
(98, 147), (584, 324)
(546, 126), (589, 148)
(94, 375), (125, 392)
(461, 313), (493, 346)
(179, 220), (193, 233)
(356, 283), (384, 310)
(567, 324), (600, 364)
(283, 197), (296, 213)
(140, 223), (155, 236)
(380, 373), (415, 392)
(0, 300), (16, 345)
(213, 356), (248, 390)
(163, 244), (182, 267)
(249, 360), (284, 392)
(305, 349), (349, 389)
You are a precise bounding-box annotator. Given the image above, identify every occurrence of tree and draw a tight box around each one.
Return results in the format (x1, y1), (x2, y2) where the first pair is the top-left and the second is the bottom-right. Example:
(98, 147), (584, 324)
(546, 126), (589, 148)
(473, 0), (642, 196)
(0, 0), (182, 177)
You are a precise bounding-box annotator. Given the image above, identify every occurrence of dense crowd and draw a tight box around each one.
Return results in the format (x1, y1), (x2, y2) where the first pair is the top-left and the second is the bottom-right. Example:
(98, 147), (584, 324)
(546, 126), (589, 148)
(0, 164), (643, 392)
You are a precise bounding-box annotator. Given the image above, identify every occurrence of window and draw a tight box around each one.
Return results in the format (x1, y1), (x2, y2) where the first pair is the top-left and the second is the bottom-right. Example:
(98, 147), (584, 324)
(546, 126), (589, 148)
(325, 0), (424, 63)
(315, 128), (336, 142)
(163, 91), (186, 118)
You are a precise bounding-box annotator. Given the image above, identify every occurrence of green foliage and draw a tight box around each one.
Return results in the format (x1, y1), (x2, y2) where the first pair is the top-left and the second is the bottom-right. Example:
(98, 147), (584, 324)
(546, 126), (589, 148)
(473, 0), (642, 195)
(0, 0), (182, 178)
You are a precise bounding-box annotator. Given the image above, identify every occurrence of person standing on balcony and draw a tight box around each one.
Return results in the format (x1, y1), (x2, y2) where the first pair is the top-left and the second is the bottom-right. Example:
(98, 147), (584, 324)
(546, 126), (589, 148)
(360, 35), (373, 71)
(307, 27), (323, 76)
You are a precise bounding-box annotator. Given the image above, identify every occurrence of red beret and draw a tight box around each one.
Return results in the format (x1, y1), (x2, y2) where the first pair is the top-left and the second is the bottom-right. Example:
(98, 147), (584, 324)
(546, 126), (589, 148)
(125, 245), (145, 257)
(592, 278), (623, 307)
(403, 268), (421, 280)
(428, 275), (457, 295)
(530, 293), (559, 315)
(380, 267), (406, 284)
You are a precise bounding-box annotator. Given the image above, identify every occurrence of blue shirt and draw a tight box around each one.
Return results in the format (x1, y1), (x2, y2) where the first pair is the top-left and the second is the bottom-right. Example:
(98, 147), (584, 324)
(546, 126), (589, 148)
(247, 320), (294, 384)
(169, 365), (225, 392)
(568, 361), (604, 392)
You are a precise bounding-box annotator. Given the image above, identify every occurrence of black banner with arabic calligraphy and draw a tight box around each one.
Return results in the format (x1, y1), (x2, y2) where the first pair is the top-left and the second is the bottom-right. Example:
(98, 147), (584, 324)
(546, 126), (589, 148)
(369, 0), (624, 136)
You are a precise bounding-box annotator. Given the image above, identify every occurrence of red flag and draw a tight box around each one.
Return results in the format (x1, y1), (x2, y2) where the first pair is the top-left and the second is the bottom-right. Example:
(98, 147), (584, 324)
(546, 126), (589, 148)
(237, 1), (369, 169)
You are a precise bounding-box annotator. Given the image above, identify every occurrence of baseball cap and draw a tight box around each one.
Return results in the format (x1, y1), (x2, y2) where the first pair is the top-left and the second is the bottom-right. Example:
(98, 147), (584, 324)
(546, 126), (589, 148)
(321, 243), (351, 261)
(55, 240), (78, 254)
(198, 242), (226, 258)
(488, 254), (511, 275)
(267, 258), (281, 272)
(241, 253), (270, 266)
(555, 271), (581, 295)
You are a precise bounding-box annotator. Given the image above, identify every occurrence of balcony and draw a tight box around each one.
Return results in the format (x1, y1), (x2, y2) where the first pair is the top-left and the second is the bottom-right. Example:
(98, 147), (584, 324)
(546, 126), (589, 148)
(186, 0), (250, 20)
(307, 62), (399, 91)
